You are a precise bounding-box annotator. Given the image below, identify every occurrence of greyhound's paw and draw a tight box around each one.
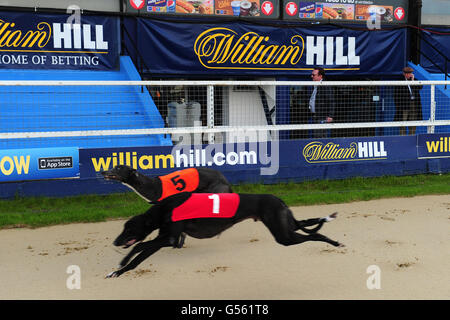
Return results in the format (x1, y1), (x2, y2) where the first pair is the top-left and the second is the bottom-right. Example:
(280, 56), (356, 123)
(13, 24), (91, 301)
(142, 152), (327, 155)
(105, 271), (120, 278)
(337, 243), (346, 248)
(170, 233), (186, 249)
(177, 233), (186, 249)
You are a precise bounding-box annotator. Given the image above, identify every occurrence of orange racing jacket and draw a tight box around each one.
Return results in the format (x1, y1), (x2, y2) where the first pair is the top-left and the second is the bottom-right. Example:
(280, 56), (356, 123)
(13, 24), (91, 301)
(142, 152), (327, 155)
(158, 168), (200, 201)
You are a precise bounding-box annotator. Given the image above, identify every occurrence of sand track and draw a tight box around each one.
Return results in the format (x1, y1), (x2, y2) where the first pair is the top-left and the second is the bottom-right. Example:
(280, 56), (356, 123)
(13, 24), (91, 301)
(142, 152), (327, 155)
(0, 195), (448, 300)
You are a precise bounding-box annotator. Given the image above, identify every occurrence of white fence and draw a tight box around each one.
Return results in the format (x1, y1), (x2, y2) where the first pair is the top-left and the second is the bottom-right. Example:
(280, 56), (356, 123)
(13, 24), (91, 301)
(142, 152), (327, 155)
(0, 80), (449, 149)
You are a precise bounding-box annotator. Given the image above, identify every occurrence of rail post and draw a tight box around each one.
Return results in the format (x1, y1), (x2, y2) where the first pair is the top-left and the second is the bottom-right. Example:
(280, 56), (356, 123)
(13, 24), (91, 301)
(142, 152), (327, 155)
(207, 85), (215, 144)
(428, 84), (436, 133)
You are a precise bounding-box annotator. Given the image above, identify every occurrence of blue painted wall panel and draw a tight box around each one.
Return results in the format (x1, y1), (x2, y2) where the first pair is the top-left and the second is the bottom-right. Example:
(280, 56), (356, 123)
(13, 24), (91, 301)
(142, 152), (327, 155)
(0, 56), (172, 150)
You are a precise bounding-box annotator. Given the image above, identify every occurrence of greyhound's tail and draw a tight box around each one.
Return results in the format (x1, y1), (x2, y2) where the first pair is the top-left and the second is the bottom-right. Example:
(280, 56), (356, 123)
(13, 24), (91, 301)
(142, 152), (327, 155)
(321, 212), (338, 222)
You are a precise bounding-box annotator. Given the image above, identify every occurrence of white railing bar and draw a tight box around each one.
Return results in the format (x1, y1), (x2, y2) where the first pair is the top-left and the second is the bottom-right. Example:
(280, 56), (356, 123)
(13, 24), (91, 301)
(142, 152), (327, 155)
(0, 80), (448, 86)
(1, 121), (449, 139)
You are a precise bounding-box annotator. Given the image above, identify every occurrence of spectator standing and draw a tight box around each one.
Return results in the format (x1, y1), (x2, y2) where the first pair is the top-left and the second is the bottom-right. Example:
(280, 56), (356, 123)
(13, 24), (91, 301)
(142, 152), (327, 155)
(307, 67), (335, 138)
(394, 67), (423, 135)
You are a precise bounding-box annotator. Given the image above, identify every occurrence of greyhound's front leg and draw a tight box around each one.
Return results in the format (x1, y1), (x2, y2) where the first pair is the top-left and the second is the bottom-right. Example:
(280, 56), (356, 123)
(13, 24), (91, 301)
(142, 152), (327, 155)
(117, 241), (149, 269)
(106, 236), (172, 278)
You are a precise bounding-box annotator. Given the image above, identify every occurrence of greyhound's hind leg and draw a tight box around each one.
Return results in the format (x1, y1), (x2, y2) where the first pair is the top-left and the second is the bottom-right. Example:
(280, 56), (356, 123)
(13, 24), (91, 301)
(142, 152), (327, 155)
(275, 231), (342, 247)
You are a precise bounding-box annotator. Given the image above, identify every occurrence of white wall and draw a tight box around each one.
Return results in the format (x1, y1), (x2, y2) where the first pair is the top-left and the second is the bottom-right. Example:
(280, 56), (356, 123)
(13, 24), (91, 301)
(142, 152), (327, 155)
(223, 80), (276, 143)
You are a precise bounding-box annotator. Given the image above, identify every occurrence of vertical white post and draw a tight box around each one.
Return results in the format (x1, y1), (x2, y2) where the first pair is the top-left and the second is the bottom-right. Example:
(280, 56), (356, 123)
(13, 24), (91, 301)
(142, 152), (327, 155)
(428, 84), (436, 134)
(207, 85), (215, 144)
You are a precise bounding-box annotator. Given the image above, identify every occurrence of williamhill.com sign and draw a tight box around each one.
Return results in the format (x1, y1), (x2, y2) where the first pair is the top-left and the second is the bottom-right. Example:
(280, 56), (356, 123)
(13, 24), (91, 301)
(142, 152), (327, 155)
(136, 18), (406, 76)
(0, 11), (119, 70)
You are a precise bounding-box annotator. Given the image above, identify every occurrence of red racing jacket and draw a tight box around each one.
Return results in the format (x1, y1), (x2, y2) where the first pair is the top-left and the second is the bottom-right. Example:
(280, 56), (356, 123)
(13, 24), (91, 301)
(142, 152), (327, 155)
(171, 193), (240, 222)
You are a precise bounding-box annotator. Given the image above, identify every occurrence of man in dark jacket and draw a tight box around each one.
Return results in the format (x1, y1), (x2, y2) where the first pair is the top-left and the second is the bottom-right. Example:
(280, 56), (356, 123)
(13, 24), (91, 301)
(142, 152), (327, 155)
(307, 67), (335, 138)
(394, 66), (423, 135)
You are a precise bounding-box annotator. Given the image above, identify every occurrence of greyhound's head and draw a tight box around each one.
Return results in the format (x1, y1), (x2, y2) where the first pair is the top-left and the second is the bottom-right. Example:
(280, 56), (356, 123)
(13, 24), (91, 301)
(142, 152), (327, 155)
(113, 213), (159, 249)
(101, 165), (137, 183)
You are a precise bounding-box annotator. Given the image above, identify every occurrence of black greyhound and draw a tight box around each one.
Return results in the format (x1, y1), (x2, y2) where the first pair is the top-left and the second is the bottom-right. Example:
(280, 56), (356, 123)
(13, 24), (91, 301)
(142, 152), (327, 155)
(106, 192), (342, 278)
(101, 165), (232, 203)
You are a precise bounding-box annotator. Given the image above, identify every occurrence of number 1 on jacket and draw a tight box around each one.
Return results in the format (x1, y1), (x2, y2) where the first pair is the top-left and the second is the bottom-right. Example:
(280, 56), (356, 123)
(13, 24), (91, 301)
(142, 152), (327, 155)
(208, 194), (220, 214)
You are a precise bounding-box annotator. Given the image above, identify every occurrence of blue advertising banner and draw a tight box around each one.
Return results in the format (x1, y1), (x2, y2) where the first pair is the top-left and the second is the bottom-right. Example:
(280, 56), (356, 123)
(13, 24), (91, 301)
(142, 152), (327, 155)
(79, 143), (273, 178)
(80, 136), (417, 179)
(3, 135), (449, 198)
(0, 147), (79, 182)
(131, 18), (407, 76)
(417, 133), (450, 159)
(0, 11), (119, 70)
(288, 135), (417, 165)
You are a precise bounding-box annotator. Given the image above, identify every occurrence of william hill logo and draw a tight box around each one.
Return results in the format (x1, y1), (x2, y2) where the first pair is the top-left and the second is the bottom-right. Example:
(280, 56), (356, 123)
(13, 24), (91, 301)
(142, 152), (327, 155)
(194, 27), (360, 71)
(303, 141), (387, 163)
(0, 19), (108, 51)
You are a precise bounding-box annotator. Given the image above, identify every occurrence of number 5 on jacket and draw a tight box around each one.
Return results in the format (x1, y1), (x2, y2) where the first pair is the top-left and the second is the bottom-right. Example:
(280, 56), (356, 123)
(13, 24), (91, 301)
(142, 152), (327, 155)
(172, 193), (240, 221)
(158, 168), (200, 201)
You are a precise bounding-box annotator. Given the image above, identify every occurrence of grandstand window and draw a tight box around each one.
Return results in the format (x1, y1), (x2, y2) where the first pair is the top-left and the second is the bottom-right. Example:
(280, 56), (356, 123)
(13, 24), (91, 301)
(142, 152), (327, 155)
(422, 0), (450, 25)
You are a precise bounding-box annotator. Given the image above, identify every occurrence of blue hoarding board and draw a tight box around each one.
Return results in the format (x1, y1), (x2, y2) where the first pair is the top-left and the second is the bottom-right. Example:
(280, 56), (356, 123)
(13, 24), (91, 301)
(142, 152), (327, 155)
(0, 147), (79, 182)
(285, 135), (417, 165)
(80, 136), (417, 179)
(417, 133), (450, 159)
(0, 11), (119, 70)
(3, 134), (450, 198)
(130, 18), (407, 76)
(79, 143), (273, 177)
